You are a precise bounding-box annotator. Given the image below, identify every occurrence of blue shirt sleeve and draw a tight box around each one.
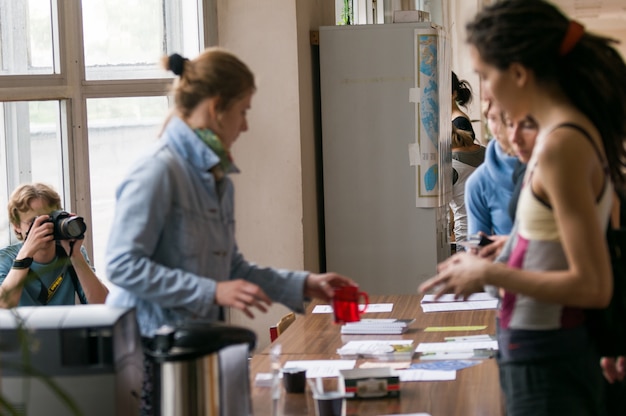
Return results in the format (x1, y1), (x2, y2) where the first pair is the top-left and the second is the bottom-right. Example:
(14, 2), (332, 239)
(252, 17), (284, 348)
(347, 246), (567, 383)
(465, 173), (493, 235)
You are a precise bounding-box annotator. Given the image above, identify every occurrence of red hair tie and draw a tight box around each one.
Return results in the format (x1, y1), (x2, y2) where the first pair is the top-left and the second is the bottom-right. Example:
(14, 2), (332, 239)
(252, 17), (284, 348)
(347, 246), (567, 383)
(559, 20), (585, 56)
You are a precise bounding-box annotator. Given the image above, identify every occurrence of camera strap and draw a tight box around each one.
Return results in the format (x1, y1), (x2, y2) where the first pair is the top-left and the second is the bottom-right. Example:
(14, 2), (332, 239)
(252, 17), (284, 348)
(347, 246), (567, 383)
(28, 258), (70, 305)
(62, 243), (87, 304)
(35, 248), (70, 305)
(25, 244), (86, 305)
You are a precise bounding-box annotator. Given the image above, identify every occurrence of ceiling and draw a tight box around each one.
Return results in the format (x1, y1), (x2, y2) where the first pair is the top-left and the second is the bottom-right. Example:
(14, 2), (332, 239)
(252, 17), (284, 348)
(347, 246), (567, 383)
(550, 0), (626, 30)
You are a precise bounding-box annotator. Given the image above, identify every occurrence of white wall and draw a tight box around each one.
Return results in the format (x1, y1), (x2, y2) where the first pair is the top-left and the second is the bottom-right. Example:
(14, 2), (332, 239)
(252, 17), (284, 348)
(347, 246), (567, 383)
(216, 0), (334, 352)
(448, 0), (484, 142)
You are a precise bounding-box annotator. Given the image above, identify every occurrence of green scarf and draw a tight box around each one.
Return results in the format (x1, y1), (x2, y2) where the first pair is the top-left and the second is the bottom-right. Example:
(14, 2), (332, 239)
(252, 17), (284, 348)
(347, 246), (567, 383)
(194, 128), (233, 173)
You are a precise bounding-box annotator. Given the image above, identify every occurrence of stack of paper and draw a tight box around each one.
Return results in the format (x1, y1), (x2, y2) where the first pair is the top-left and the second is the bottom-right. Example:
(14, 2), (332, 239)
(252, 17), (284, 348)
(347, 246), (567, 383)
(337, 340), (415, 360)
(420, 292), (498, 312)
(340, 318), (415, 335)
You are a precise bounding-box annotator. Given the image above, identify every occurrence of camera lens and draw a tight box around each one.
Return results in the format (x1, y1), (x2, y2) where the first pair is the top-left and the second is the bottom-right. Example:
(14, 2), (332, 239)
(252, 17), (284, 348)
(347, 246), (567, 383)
(60, 217), (87, 239)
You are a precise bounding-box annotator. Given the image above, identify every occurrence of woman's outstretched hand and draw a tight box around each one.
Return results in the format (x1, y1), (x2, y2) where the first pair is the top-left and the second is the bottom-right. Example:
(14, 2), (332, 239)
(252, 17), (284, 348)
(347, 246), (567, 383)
(418, 252), (491, 300)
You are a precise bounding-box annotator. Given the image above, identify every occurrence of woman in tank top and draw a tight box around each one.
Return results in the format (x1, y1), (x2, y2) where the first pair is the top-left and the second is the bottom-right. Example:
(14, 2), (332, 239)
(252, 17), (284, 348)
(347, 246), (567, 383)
(420, 1), (626, 415)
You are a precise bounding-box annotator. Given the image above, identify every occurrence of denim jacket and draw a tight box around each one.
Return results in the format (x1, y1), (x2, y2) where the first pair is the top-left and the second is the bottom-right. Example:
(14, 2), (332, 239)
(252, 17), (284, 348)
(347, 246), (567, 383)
(105, 116), (308, 336)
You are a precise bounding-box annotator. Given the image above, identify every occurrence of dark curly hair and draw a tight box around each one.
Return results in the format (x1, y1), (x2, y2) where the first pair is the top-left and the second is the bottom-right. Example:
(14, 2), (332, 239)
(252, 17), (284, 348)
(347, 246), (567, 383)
(452, 71), (473, 108)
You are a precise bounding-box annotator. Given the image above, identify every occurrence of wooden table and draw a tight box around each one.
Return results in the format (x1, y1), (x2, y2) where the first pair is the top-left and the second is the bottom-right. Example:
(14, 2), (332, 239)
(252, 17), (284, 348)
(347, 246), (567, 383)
(249, 294), (503, 416)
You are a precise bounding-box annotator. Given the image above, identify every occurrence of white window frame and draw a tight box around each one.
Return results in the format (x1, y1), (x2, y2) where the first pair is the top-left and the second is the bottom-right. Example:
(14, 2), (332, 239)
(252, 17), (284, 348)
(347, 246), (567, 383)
(0, 0), (217, 258)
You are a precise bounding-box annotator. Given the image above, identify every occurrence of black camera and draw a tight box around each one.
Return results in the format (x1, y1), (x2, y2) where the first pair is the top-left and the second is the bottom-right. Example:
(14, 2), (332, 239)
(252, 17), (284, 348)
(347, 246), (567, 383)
(46, 210), (87, 240)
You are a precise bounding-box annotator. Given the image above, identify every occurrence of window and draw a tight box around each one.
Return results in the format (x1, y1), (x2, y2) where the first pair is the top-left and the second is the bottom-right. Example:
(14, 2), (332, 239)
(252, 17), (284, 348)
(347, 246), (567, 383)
(0, 0), (216, 276)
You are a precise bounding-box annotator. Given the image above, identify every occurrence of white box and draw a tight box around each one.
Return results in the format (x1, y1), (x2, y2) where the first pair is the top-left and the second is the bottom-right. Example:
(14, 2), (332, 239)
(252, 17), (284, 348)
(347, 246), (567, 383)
(393, 10), (430, 23)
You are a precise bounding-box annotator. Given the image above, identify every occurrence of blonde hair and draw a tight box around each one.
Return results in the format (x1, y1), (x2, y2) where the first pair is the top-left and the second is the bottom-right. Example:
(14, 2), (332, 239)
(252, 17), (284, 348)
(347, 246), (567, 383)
(482, 99), (506, 141)
(8, 183), (62, 240)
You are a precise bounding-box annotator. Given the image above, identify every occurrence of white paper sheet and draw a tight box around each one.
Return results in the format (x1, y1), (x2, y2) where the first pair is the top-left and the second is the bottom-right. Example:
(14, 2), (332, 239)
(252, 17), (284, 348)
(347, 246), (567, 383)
(312, 303), (394, 314)
(282, 359), (357, 378)
(420, 299), (498, 312)
(421, 292), (497, 303)
(395, 368), (456, 381)
(359, 361), (412, 369)
(337, 340), (414, 355)
(415, 340), (498, 353)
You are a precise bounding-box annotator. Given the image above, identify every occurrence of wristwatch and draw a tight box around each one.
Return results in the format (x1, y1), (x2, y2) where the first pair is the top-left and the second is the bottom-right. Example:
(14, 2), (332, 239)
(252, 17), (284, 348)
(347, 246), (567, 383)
(12, 257), (33, 270)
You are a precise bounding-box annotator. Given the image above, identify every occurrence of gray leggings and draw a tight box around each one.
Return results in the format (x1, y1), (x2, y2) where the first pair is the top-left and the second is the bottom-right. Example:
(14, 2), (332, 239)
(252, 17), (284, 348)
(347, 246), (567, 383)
(498, 353), (605, 416)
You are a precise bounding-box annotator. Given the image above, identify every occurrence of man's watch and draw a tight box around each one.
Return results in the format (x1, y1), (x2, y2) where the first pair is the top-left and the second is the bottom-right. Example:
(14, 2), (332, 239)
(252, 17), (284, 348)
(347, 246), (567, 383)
(12, 257), (33, 270)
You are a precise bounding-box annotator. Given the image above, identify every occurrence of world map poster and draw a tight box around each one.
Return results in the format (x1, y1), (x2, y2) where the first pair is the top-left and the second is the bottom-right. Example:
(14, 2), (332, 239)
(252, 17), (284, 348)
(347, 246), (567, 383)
(413, 27), (451, 208)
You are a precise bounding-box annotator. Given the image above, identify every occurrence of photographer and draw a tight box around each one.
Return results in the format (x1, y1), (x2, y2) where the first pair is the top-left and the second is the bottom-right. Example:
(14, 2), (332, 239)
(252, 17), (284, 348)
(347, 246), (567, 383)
(0, 183), (109, 308)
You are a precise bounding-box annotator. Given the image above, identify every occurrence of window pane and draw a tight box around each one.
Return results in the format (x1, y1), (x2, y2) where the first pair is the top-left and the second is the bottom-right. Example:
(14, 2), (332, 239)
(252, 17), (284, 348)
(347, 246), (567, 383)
(0, 0), (55, 75)
(82, 0), (201, 80)
(29, 101), (64, 190)
(0, 100), (64, 245)
(87, 96), (169, 274)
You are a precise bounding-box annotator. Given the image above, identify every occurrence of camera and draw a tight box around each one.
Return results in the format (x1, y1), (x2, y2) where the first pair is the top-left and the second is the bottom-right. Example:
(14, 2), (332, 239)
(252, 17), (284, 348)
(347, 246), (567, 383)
(45, 210), (87, 240)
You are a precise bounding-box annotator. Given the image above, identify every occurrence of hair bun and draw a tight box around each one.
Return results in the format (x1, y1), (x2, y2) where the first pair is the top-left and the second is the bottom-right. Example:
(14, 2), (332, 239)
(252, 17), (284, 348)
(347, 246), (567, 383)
(168, 53), (188, 76)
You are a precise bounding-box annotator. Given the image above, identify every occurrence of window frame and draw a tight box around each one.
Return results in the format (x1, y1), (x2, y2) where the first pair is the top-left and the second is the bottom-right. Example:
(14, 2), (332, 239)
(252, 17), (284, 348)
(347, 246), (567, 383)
(0, 0), (217, 264)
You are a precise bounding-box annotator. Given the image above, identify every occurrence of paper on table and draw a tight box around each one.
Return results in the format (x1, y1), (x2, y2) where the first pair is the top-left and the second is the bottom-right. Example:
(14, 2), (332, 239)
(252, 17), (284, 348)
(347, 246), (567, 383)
(254, 372), (275, 387)
(416, 340), (498, 353)
(424, 325), (487, 332)
(443, 334), (494, 342)
(282, 359), (356, 378)
(359, 361), (412, 369)
(340, 319), (414, 335)
(419, 351), (479, 360)
(410, 360), (482, 371)
(421, 300), (498, 312)
(396, 368), (456, 381)
(421, 292), (496, 303)
(378, 414), (432, 416)
(337, 339), (413, 355)
(311, 303), (394, 314)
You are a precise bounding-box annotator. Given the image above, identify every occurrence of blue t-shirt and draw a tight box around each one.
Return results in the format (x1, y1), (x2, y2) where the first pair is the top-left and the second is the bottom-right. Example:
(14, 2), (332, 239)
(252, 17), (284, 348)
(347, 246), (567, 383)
(465, 140), (519, 236)
(0, 243), (90, 306)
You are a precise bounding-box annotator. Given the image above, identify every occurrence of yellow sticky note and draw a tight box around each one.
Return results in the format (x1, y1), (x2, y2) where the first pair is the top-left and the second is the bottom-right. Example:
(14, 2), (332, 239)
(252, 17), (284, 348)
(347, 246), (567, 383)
(424, 325), (487, 332)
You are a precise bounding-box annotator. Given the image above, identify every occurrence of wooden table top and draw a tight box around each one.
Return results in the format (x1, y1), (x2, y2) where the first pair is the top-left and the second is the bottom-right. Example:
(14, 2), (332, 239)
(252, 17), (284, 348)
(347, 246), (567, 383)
(249, 294), (503, 416)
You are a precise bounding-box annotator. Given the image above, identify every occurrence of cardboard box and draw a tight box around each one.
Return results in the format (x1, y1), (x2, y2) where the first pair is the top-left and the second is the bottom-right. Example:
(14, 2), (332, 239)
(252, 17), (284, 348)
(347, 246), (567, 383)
(339, 367), (400, 399)
(393, 10), (430, 23)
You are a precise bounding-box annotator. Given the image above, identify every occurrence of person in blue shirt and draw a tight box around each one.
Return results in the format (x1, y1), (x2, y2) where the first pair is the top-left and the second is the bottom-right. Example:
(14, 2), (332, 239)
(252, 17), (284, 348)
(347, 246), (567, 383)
(105, 48), (356, 337)
(465, 99), (519, 237)
(105, 48), (357, 415)
(0, 183), (109, 307)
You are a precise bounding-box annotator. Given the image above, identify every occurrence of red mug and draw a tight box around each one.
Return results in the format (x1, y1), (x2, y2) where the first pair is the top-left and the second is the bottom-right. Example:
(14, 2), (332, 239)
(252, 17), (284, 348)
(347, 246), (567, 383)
(332, 286), (369, 324)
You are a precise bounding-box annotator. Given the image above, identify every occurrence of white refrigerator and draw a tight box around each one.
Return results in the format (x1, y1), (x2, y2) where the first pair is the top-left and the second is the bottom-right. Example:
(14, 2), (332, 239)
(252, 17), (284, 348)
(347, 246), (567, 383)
(319, 22), (451, 295)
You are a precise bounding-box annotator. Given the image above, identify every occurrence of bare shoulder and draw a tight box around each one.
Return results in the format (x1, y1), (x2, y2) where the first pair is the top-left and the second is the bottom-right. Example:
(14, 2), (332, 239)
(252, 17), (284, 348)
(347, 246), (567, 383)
(540, 121), (603, 167)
